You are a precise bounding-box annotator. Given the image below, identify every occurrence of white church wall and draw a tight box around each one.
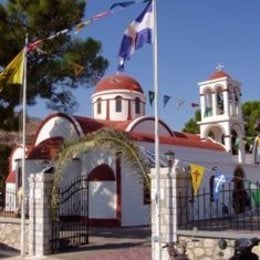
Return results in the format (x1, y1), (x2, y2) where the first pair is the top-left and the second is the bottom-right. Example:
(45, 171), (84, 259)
(81, 150), (116, 176)
(121, 164), (150, 226)
(5, 183), (16, 211)
(242, 164), (260, 184)
(35, 116), (79, 146)
(81, 150), (118, 220)
(60, 159), (82, 187)
(10, 147), (23, 171)
(89, 181), (116, 219)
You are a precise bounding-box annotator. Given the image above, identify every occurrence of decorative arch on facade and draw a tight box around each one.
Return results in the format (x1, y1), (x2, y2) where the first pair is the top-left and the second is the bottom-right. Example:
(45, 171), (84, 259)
(203, 87), (213, 117)
(88, 164), (115, 181)
(126, 116), (174, 137)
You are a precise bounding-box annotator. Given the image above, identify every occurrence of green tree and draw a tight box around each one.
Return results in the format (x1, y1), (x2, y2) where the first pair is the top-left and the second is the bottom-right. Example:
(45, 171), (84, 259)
(242, 101), (260, 139)
(0, 0), (108, 131)
(182, 109), (201, 134)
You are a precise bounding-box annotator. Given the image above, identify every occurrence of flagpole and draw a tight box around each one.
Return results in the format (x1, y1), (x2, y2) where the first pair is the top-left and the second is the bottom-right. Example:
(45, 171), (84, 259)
(152, 0), (161, 260)
(20, 33), (28, 257)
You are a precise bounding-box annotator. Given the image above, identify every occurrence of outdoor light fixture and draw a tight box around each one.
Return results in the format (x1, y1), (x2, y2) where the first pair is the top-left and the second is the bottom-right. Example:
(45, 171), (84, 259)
(165, 150), (175, 168)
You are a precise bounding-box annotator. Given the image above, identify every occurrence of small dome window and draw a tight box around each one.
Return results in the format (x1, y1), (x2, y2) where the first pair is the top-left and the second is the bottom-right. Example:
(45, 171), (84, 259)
(135, 97), (141, 114)
(97, 98), (102, 114)
(115, 96), (122, 112)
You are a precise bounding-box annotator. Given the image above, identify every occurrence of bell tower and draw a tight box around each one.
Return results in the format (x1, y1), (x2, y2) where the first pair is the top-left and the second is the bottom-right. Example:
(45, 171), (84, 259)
(197, 65), (245, 162)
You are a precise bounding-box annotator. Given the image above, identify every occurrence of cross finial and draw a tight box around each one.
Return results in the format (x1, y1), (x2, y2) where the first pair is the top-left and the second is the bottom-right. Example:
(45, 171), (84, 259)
(216, 63), (224, 72)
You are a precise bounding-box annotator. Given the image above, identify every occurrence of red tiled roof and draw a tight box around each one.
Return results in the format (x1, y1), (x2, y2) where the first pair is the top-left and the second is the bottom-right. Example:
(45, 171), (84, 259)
(74, 116), (132, 133)
(6, 170), (15, 183)
(94, 74), (144, 93)
(209, 71), (231, 80)
(28, 116), (225, 161)
(129, 131), (224, 151)
(27, 136), (64, 160)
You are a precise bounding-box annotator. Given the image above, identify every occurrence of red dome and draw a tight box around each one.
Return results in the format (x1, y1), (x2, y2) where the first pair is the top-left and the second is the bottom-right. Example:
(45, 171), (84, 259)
(209, 70), (231, 80)
(95, 74), (144, 93)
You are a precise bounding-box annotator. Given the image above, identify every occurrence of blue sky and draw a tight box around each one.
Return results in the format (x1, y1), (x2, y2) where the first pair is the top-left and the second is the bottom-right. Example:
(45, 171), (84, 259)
(14, 1), (260, 130)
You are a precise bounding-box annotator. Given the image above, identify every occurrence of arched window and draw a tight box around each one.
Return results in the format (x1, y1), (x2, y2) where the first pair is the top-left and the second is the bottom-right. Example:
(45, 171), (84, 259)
(231, 129), (239, 155)
(135, 97), (141, 114)
(88, 164), (115, 181)
(97, 98), (102, 114)
(204, 89), (213, 117)
(115, 96), (122, 112)
(216, 88), (224, 115)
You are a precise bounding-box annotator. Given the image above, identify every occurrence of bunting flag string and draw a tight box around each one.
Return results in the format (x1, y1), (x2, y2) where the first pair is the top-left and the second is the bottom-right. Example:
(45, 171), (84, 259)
(142, 147), (259, 201)
(147, 90), (199, 110)
(28, 0), (148, 46)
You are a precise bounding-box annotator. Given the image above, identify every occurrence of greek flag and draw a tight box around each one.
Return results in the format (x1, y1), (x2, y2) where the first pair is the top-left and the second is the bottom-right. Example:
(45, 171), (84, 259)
(118, 1), (153, 71)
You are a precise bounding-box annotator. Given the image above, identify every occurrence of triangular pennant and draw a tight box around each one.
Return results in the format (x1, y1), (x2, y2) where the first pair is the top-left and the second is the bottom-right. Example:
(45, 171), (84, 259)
(163, 95), (171, 108)
(213, 171), (229, 201)
(191, 102), (200, 108)
(250, 182), (260, 208)
(148, 91), (154, 106)
(176, 100), (184, 110)
(110, 1), (135, 10)
(189, 164), (205, 196)
(72, 63), (85, 76)
(0, 49), (24, 91)
(75, 20), (91, 34)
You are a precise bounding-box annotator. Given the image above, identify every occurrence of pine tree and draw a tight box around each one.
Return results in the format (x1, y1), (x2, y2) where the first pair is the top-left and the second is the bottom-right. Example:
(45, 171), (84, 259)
(0, 0), (108, 130)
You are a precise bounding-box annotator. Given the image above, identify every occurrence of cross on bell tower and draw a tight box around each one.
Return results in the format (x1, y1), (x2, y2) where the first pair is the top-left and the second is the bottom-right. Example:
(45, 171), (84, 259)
(216, 63), (224, 72)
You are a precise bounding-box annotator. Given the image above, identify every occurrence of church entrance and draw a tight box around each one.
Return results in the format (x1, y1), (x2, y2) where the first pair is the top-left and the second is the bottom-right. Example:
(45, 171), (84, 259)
(51, 176), (89, 253)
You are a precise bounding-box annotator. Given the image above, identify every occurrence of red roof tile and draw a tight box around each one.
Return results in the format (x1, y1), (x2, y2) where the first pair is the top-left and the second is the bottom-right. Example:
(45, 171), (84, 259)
(94, 74), (144, 93)
(6, 170), (15, 183)
(209, 71), (231, 80)
(27, 136), (64, 160)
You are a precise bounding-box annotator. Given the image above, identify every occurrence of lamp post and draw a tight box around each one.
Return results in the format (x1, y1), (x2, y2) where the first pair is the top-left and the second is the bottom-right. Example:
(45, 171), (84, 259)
(165, 150), (175, 169)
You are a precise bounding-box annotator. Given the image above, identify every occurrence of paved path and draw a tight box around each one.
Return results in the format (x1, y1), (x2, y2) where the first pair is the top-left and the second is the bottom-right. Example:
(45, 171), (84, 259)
(4, 226), (152, 260)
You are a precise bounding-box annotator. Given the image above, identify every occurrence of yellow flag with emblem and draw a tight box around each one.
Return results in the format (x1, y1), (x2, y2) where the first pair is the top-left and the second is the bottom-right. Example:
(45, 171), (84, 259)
(0, 49), (24, 92)
(190, 163), (205, 196)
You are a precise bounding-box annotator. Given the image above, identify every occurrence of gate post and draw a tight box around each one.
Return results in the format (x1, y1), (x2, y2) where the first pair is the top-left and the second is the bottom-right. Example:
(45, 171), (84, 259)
(28, 171), (54, 256)
(151, 166), (189, 260)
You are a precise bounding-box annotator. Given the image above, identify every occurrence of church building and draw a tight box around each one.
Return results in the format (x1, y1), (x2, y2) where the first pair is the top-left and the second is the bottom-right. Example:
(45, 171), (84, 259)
(5, 69), (260, 227)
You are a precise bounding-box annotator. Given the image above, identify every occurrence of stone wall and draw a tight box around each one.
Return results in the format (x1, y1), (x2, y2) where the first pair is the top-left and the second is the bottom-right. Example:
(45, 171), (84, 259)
(174, 233), (260, 260)
(0, 217), (29, 252)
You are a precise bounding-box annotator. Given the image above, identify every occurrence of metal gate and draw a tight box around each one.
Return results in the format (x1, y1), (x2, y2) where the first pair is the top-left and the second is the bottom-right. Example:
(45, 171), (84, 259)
(51, 176), (89, 253)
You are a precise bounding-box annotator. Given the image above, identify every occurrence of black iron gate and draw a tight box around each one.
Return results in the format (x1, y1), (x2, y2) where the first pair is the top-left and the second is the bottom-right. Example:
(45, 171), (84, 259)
(51, 176), (89, 253)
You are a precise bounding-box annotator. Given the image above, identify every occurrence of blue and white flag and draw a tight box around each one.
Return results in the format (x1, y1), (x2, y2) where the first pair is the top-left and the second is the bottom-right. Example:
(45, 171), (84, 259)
(117, 1), (153, 71)
(214, 171), (230, 201)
